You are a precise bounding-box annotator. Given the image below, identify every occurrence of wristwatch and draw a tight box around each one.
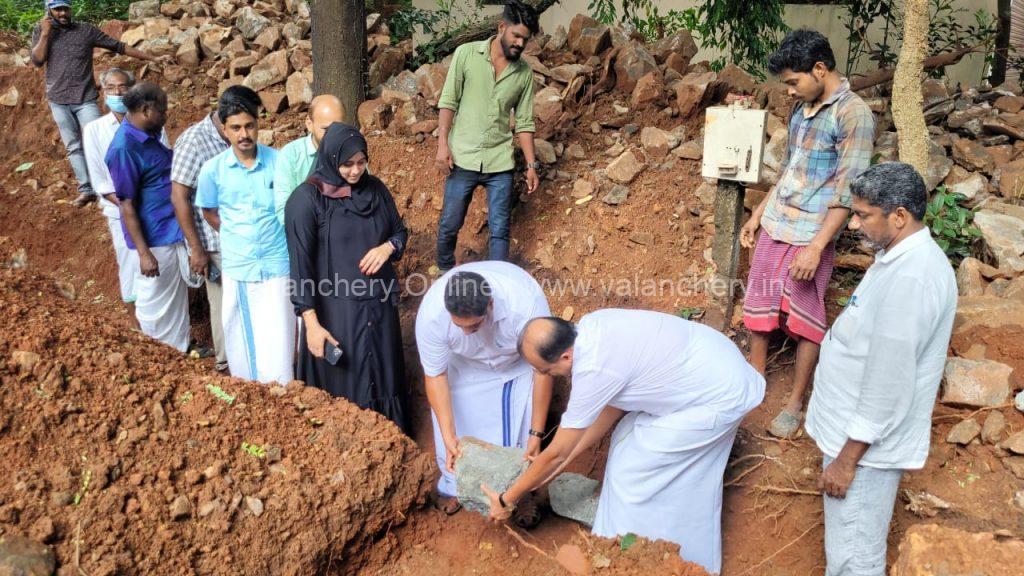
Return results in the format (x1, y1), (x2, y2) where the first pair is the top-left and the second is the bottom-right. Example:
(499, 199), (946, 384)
(526, 161), (542, 170)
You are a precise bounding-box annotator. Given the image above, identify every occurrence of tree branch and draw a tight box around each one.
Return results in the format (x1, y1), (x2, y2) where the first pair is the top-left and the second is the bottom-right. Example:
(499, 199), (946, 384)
(850, 44), (979, 92)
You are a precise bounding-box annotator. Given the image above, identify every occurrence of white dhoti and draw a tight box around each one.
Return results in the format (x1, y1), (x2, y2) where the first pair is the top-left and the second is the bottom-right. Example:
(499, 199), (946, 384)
(134, 243), (190, 352)
(432, 364), (534, 496)
(105, 216), (138, 303)
(593, 405), (749, 575)
(222, 275), (295, 385)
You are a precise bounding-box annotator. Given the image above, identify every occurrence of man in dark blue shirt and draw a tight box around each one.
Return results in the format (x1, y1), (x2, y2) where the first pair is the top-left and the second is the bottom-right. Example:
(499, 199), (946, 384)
(105, 83), (191, 352)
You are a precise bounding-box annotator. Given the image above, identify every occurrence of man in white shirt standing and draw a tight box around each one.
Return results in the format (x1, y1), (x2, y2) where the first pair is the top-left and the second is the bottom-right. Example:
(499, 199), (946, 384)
(805, 162), (957, 576)
(415, 261), (553, 514)
(82, 67), (167, 304)
(486, 309), (765, 574)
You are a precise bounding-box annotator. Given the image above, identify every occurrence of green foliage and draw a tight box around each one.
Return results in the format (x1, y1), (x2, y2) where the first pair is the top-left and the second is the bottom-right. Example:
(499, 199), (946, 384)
(389, 0), (484, 64)
(241, 442), (267, 459)
(587, 0), (787, 79)
(924, 185), (981, 263)
(675, 307), (703, 320)
(841, 0), (998, 81)
(205, 383), (236, 405)
(0, 0), (133, 36)
(620, 532), (637, 551)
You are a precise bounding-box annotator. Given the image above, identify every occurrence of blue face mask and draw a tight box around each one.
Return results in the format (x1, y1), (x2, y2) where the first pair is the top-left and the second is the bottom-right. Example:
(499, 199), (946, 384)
(105, 94), (127, 114)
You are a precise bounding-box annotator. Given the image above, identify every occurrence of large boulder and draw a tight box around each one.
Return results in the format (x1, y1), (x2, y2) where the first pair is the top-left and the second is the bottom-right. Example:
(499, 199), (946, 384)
(956, 257), (988, 297)
(614, 41), (657, 94)
(574, 26), (611, 58)
(199, 25), (232, 60)
(128, 0), (160, 21)
(973, 209), (1024, 273)
(941, 357), (1013, 408)
(717, 63), (756, 95)
(567, 14), (600, 52)
(995, 157), (1024, 197)
(649, 29), (698, 65)
(357, 98), (392, 131)
(549, 473), (600, 527)
(235, 6), (271, 40)
(243, 50), (292, 92)
(605, 149), (646, 184)
(630, 71), (664, 110)
(925, 140), (953, 191)
(640, 126), (678, 159)
(952, 138), (995, 174)
(286, 68), (314, 111)
(891, 524), (1024, 576)
(455, 437), (526, 515)
(415, 62), (448, 104)
(675, 71), (718, 118)
(533, 86), (564, 137)
(368, 47), (406, 90)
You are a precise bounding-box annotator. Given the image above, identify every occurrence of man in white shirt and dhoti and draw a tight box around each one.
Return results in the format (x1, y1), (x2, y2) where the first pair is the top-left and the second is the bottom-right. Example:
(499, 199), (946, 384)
(415, 261), (553, 514)
(484, 309), (764, 574)
(805, 162), (956, 576)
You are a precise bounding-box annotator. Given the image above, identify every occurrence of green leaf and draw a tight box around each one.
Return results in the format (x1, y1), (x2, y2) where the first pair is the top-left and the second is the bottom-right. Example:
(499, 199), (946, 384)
(620, 533), (638, 551)
(837, 296), (850, 307)
(14, 162), (33, 173)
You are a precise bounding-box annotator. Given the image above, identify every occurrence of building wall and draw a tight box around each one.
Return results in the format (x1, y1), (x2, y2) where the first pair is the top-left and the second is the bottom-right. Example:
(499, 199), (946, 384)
(412, 0), (998, 87)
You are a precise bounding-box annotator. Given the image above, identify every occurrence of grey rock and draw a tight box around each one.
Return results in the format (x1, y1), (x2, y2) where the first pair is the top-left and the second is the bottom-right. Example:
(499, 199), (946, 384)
(169, 495), (191, 520)
(128, 0), (160, 21)
(601, 185), (629, 205)
(455, 437), (526, 515)
(0, 535), (55, 576)
(981, 411), (1006, 444)
(548, 473), (600, 527)
(945, 418), (981, 445)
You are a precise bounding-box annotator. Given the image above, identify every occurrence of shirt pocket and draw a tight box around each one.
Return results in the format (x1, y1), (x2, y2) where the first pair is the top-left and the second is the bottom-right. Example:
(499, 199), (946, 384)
(252, 173), (276, 211)
(828, 301), (863, 347)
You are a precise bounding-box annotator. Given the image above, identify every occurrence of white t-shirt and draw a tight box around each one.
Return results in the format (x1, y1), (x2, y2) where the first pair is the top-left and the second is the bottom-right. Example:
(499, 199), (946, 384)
(83, 112), (169, 219)
(561, 309), (764, 429)
(415, 261), (551, 382)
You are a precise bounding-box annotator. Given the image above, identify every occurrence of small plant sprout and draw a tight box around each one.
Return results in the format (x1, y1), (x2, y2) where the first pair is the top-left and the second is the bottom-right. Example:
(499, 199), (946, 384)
(205, 383), (236, 405)
(241, 442), (267, 459)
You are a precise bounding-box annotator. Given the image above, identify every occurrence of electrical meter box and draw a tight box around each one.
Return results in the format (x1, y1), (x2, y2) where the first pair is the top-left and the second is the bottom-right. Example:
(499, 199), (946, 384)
(701, 104), (768, 184)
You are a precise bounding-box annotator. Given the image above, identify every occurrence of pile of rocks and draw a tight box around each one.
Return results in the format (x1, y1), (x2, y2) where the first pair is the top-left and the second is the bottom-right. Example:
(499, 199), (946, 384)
(114, 0), (414, 115)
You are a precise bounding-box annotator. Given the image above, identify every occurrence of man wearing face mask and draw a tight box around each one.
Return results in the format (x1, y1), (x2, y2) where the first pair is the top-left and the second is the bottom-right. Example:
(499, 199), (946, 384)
(31, 0), (164, 208)
(805, 162), (956, 576)
(105, 83), (191, 352)
(274, 94), (345, 225)
(434, 0), (541, 273)
(738, 30), (875, 439)
(83, 68), (169, 306)
(196, 88), (293, 385)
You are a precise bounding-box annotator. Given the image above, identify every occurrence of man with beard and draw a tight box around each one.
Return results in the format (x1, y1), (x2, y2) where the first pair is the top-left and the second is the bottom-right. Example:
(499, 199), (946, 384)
(433, 0), (540, 273)
(273, 94), (345, 224)
(31, 0), (164, 208)
(805, 162), (956, 575)
(196, 90), (293, 385)
(738, 29), (875, 438)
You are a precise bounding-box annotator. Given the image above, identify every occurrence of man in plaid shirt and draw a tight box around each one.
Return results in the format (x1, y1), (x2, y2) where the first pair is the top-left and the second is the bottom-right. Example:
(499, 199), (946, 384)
(170, 88), (238, 371)
(740, 30), (875, 438)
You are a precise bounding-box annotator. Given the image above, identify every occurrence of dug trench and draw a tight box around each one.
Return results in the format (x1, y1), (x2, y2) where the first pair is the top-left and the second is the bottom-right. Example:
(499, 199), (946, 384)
(1, 66), (1022, 575)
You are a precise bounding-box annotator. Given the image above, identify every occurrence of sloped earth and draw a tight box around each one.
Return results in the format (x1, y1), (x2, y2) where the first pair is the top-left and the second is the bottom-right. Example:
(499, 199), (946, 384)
(1, 52), (1023, 574)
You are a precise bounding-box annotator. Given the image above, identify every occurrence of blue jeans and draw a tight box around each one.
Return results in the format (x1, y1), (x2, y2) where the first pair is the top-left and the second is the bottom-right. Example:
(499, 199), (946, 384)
(48, 100), (102, 196)
(436, 166), (514, 270)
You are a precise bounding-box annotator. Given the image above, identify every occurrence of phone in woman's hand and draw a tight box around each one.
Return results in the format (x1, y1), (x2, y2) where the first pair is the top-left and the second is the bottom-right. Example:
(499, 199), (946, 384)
(324, 341), (343, 365)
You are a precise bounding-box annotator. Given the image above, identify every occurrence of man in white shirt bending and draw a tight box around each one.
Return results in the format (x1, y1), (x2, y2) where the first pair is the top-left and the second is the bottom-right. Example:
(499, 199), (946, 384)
(83, 67), (167, 304)
(485, 309), (765, 574)
(415, 261), (553, 514)
(805, 162), (957, 576)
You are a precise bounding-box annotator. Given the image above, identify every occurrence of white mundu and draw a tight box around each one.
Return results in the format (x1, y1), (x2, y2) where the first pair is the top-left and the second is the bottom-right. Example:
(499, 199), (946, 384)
(563, 309), (765, 575)
(415, 260), (551, 496)
(83, 113), (169, 303)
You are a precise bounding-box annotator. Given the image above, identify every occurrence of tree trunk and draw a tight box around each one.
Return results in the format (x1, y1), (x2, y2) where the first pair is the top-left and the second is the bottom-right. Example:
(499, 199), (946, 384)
(312, 0), (366, 128)
(991, 0), (1012, 87)
(416, 0), (560, 62)
(891, 0), (930, 180)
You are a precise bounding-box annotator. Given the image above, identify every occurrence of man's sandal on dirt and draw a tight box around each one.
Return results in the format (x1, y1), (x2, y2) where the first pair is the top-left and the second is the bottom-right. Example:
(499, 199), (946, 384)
(768, 410), (803, 439)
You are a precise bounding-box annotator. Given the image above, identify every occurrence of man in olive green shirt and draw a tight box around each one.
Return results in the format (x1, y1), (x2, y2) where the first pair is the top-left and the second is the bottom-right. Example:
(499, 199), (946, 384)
(274, 94), (344, 224)
(434, 0), (540, 271)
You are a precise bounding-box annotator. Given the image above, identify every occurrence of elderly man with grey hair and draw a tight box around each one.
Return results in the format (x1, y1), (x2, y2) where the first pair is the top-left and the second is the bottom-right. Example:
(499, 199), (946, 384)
(805, 162), (957, 576)
(83, 67), (168, 305)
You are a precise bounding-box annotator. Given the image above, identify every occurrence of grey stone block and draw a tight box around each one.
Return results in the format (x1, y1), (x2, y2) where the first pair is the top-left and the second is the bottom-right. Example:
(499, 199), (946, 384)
(455, 437), (527, 515)
(549, 472), (600, 527)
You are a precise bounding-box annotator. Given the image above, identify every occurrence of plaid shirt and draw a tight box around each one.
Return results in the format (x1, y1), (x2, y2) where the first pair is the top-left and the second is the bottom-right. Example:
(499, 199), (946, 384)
(761, 80), (875, 246)
(170, 113), (229, 253)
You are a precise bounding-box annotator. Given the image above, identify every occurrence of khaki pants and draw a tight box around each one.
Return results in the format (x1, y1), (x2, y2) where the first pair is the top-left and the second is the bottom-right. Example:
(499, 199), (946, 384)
(207, 252), (227, 370)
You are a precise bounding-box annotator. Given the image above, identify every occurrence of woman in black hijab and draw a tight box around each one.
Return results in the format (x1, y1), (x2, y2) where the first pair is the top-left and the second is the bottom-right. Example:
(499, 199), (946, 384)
(285, 123), (409, 432)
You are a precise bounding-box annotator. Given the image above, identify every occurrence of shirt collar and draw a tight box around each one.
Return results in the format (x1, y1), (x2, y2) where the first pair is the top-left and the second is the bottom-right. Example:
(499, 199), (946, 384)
(802, 78), (851, 119)
(874, 227), (932, 264)
(225, 144), (265, 169)
(123, 120), (159, 143)
(479, 36), (524, 72)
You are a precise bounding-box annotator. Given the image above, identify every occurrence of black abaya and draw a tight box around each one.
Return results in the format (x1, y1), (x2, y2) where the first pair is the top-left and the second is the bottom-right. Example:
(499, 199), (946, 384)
(285, 163), (410, 433)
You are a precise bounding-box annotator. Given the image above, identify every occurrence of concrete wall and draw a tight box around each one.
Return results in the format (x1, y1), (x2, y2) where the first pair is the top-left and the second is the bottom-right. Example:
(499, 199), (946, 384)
(411, 0), (997, 87)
